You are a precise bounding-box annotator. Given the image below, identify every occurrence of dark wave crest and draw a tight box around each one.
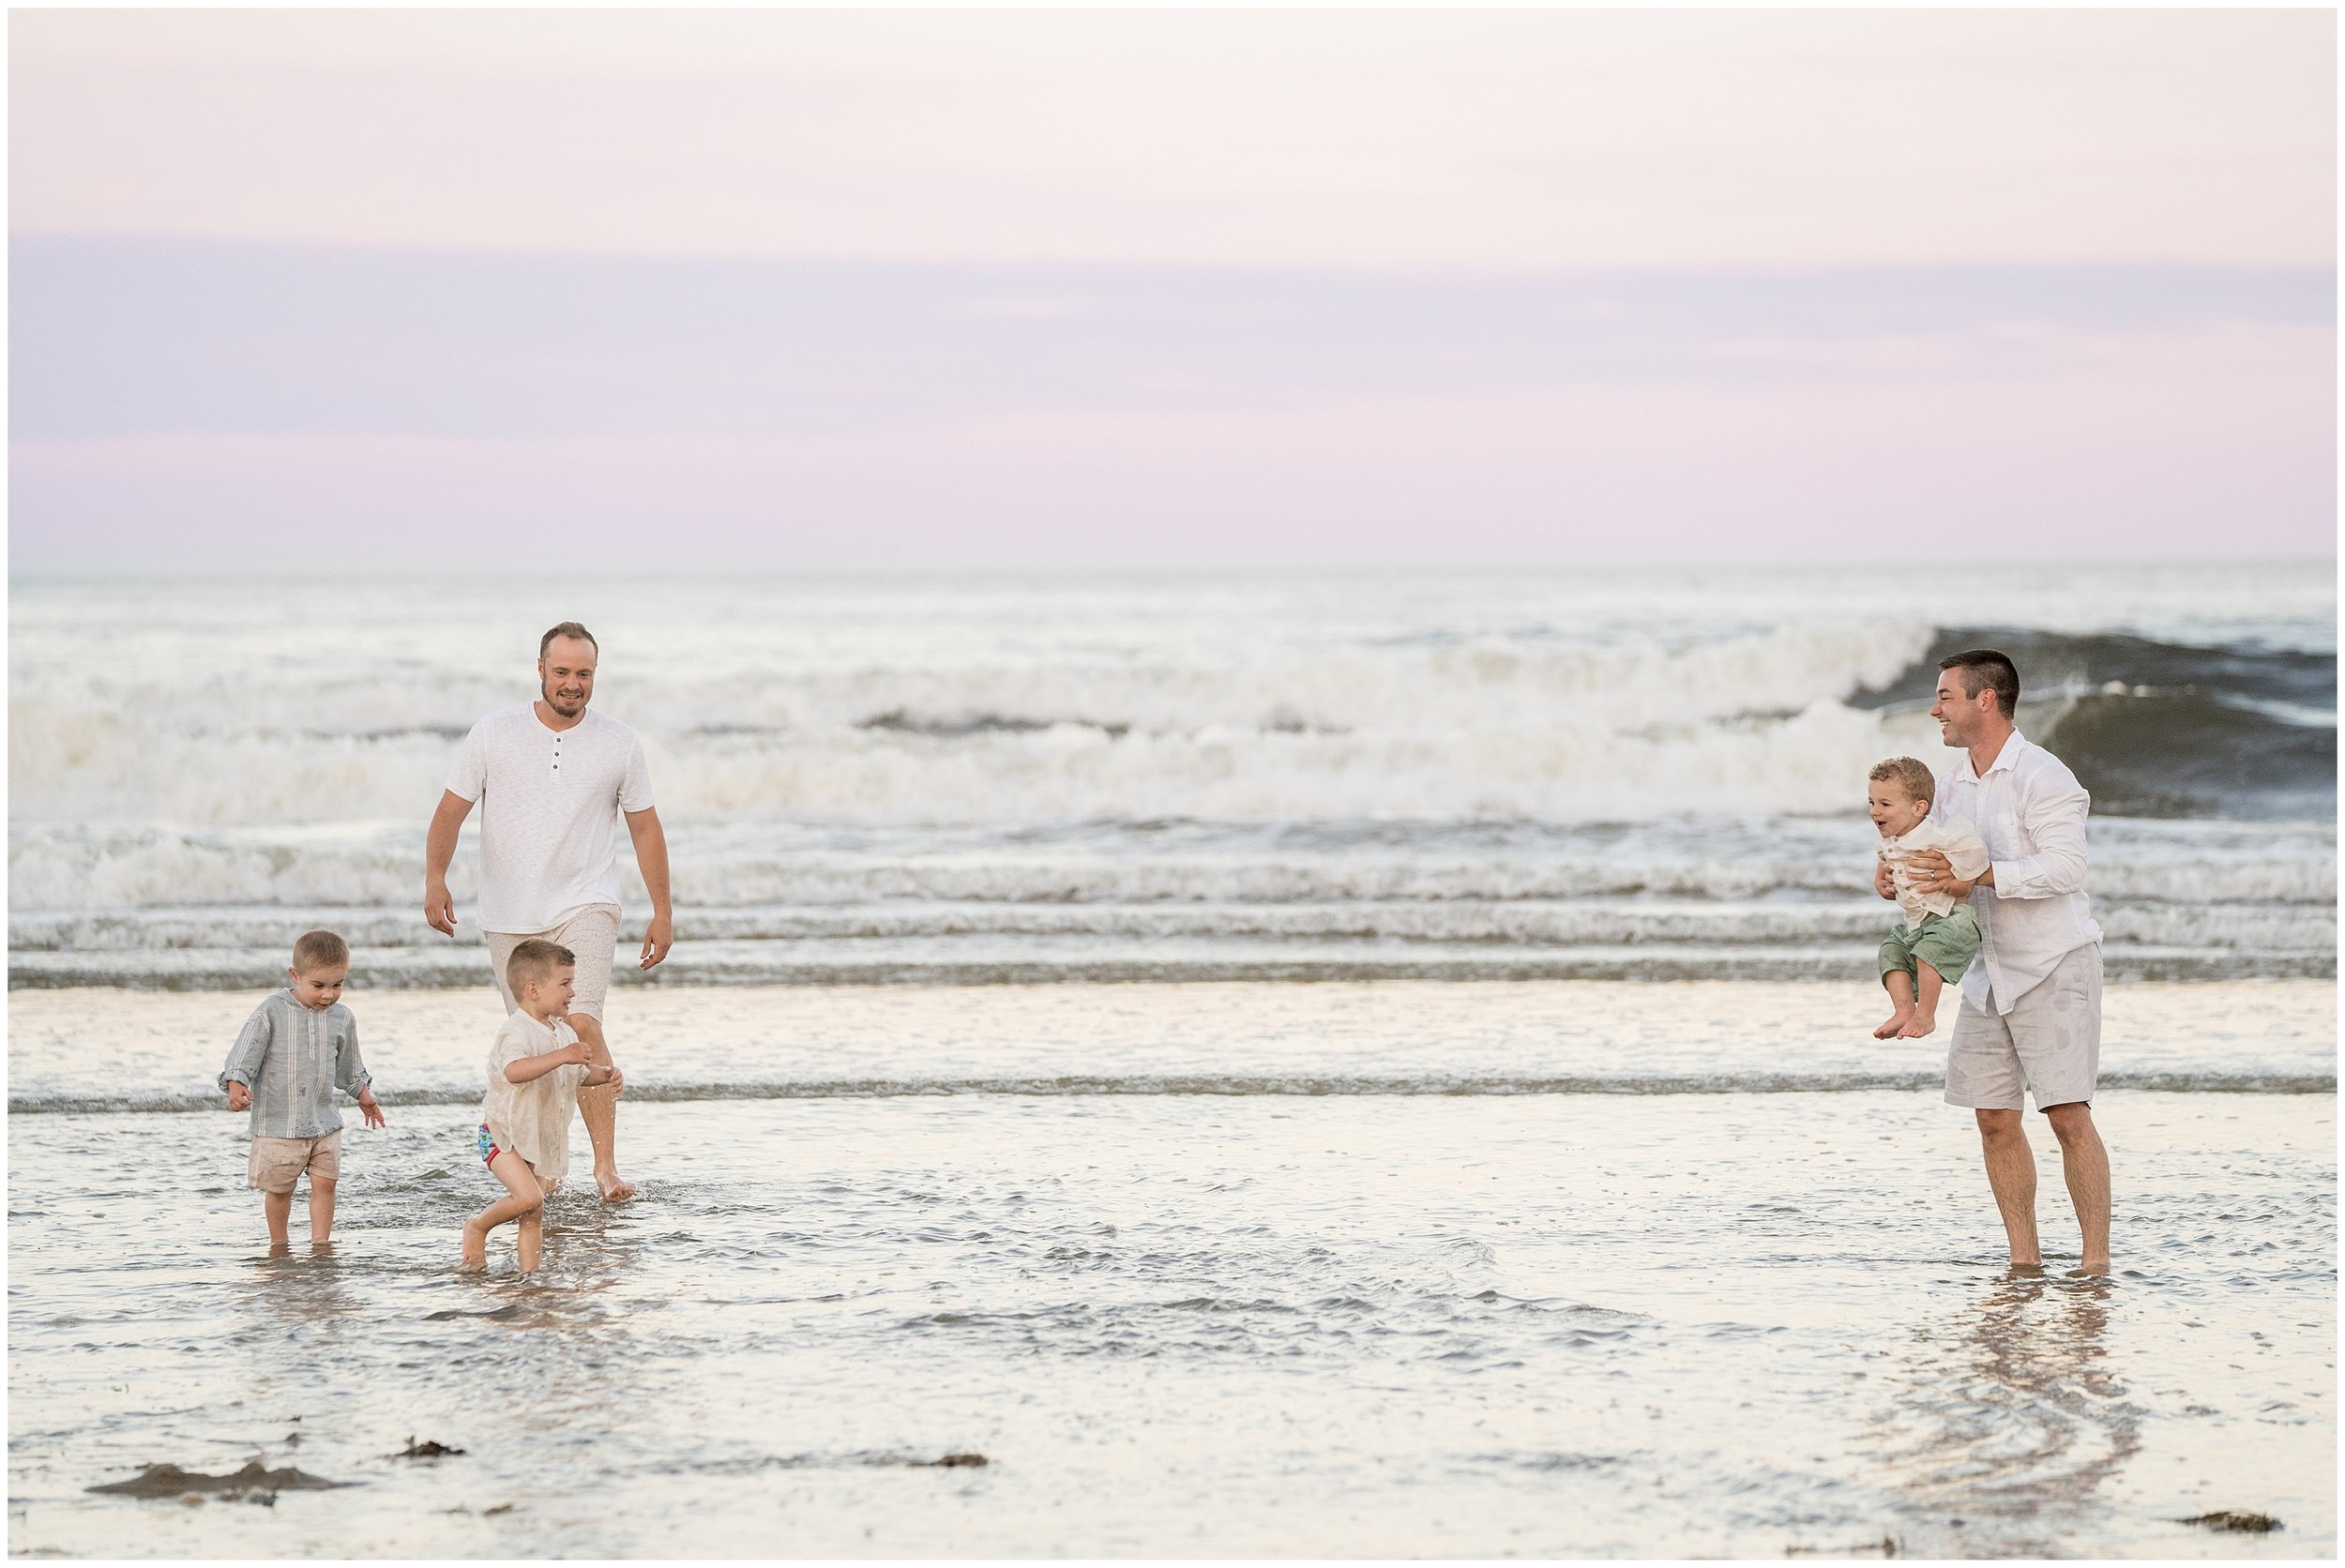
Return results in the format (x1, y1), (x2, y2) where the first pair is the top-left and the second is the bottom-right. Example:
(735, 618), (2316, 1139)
(1854, 628), (2336, 820)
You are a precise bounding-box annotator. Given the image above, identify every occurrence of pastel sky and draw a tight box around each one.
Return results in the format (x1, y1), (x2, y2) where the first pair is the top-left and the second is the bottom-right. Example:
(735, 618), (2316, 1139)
(9, 9), (2336, 571)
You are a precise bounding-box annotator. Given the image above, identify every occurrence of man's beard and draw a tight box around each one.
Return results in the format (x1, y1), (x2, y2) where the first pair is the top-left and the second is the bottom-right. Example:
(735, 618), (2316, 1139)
(542, 683), (587, 716)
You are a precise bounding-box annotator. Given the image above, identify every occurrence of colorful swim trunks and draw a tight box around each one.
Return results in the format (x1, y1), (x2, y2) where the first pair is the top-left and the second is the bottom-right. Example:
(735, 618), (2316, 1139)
(477, 1123), (503, 1168)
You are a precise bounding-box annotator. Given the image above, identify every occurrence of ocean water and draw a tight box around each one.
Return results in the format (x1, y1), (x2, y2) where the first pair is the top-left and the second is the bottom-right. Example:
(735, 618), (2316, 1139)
(8, 563), (2336, 987)
(8, 564), (2337, 1557)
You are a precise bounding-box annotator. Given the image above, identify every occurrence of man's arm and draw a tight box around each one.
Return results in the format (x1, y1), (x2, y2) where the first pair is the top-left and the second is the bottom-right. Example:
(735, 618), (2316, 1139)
(1987, 775), (2089, 898)
(424, 791), (475, 936)
(626, 807), (673, 969)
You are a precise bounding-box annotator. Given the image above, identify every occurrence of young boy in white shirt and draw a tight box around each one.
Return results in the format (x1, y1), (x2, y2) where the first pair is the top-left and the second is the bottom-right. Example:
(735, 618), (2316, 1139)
(1868, 757), (1989, 1040)
(219, 929), (386, 1247)
(464, 940), (622, 1273)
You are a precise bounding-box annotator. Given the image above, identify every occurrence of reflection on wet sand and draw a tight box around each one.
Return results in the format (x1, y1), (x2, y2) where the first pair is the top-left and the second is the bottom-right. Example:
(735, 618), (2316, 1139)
(1876, 1269), (2140, 1555)
(245, 1243), (361, 1328)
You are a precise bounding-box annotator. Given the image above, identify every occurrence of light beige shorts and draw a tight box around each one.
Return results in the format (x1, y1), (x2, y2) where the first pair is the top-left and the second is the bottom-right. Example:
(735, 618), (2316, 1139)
(1944, 942), (2102, 1113)
(249, 1131), (341, 1194)
(486, 904), (621, 1020)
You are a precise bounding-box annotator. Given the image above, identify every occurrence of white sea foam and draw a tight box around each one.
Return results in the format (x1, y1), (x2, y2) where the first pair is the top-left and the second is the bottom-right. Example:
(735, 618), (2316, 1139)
(8, 568), (2331, 983)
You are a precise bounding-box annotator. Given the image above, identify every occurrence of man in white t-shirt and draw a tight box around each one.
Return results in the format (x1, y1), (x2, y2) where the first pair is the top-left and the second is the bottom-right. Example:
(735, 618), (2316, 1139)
(424, 622), (673, 1202)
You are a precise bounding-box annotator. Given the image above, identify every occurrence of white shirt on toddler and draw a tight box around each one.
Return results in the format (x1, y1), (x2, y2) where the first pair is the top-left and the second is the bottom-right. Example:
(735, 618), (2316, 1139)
(482, 1010), (589, 1181)
(1879, 817), (1990, 928)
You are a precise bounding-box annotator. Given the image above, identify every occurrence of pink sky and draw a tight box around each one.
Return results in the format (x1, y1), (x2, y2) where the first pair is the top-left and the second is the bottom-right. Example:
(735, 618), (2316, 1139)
(9, 10), (2336, 570)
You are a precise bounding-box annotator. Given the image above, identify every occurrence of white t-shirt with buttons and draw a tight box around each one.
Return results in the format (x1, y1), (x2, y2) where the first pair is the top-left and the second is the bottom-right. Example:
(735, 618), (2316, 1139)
(446, 704), (656, 934)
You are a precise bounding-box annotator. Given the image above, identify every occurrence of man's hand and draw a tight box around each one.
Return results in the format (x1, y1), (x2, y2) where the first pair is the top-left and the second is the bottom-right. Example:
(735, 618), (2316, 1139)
(586, 1063), (624, 1094)
(1907, 848), (1989, 899)
(424, 879), (459, 938)
(226, 1081), (252, 1112)
(640, 912), (673, 971)
(1873, 858), (1897, 900)
(357, 1092), (386, 1129)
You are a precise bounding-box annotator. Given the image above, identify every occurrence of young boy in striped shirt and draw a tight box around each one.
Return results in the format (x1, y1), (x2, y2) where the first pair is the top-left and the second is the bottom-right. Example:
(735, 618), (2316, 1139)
(218, 929), (385, 1247)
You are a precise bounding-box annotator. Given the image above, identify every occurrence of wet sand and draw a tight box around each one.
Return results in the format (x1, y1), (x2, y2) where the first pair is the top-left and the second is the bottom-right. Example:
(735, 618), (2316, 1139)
(7, 981), (2334, 1558)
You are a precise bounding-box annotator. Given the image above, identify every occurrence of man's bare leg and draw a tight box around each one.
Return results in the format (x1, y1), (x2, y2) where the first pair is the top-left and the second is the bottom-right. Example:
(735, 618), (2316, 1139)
(1875, 971), (1916, 1038)
(263, 1190), (294, 1245)
(1897, 965), (1946, 1039)
(2043, 1102), (2111, 1274)
(308, 1177), (337, 1245)
(567, 1012), (635, 1201)
(1974, 1108), (2042, 1267)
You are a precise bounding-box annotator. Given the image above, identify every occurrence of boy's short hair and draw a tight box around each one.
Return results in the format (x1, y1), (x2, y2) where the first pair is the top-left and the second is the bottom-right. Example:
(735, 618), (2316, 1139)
(506, 939), (577, 995)
(1937, 648), (2020, 719)
(1868, 757), (1936, 804)
(292, 929), (350, 972)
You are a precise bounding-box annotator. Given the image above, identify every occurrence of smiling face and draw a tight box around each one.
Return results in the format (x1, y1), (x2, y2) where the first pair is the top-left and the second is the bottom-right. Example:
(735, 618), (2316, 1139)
(537, 635), (598, 720)
(1930, 667), (2001, 749)
(524, 965), (578, 1019)
(1868, 780), (1929, 838)
(288, 962), (349, 1009)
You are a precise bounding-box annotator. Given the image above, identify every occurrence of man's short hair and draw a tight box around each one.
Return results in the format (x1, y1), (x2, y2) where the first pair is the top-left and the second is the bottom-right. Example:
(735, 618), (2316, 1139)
(1937, 648), (2020, 719)
(1868, 757), (1936, 805)
(539, 621), (598, 659)
(292, 929), (350, 972)
(506, 939), (577, 995)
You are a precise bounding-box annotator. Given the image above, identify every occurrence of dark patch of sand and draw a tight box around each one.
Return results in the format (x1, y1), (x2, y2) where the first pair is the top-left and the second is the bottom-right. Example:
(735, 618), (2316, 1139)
(87, 1461), (347, 1499)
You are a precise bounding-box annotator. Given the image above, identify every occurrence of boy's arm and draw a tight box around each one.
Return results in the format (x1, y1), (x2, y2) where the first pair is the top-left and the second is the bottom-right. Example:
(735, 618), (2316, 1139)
(219, 1004), (274, 1108)
(1943, 824), (1992, 884)
(336, 1017), (386, 1127)
(502, 1041), (593, 1085)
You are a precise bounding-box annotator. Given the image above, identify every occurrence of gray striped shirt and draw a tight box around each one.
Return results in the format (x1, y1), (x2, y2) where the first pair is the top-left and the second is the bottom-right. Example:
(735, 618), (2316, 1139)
(218, 990), (371, 1138)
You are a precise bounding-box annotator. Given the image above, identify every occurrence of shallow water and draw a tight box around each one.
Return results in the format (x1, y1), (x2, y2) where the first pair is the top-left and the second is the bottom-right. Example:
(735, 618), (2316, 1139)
(8, 982), (2334, 1558)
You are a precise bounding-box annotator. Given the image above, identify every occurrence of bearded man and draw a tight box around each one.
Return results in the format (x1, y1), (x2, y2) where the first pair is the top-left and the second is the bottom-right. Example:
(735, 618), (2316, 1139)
(425, 621), (673, 1202)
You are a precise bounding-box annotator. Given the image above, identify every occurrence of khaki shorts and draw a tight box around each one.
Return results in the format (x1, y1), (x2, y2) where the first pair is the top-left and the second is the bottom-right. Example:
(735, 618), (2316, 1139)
(486, 905), (620, 1020)
(249, 1131), (341, 1194)
(1944, 943), (2102, 1113)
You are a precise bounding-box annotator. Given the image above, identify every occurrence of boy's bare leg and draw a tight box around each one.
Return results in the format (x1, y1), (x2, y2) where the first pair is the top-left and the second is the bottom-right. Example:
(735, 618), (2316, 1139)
(1898, 965), (1946, 1038)
(463, 1152), (545, 1269)
(1874, 971), (1916, 1038)
(567, 1012), (635, 1201)
(517, 1206), (543, 1273)
(307, 1178), (337, 1245)
(1974, 1108), (2043, 1267)
(263, 1190), (295, 1245)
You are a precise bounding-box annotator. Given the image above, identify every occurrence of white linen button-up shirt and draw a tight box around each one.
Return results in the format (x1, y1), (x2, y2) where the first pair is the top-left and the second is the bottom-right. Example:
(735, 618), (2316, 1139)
(1933, 731), (2103, 1015)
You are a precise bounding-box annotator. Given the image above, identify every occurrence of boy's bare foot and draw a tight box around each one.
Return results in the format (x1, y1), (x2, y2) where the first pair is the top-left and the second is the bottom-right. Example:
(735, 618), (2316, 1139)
(461, 1221), (489, 1269)
(1873, 1008), (1914, 1039)
(596, 1168), (637, 1203)
(1896, 1012), (1937, 1038)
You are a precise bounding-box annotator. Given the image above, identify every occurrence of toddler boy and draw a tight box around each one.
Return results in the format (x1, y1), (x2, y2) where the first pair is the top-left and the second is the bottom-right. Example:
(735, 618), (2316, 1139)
(219, 929), (385, 1246)
(465, 940), (622, 1273)
(1868, 758), (1989, 1040)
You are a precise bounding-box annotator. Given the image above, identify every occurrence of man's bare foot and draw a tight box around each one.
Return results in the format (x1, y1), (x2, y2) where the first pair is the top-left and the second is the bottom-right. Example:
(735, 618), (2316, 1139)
(596, 1168), (637, 1203)
(1897, 1012), (1937, 1038)
(2072, 1258), (2111, 1276)
(1873, 1008), (1914, 1039)
(461, 1221), (489, 1268)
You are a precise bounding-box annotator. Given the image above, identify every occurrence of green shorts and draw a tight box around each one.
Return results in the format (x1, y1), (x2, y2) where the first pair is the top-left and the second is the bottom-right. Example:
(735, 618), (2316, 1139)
(1879, 905), (1981, 988)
